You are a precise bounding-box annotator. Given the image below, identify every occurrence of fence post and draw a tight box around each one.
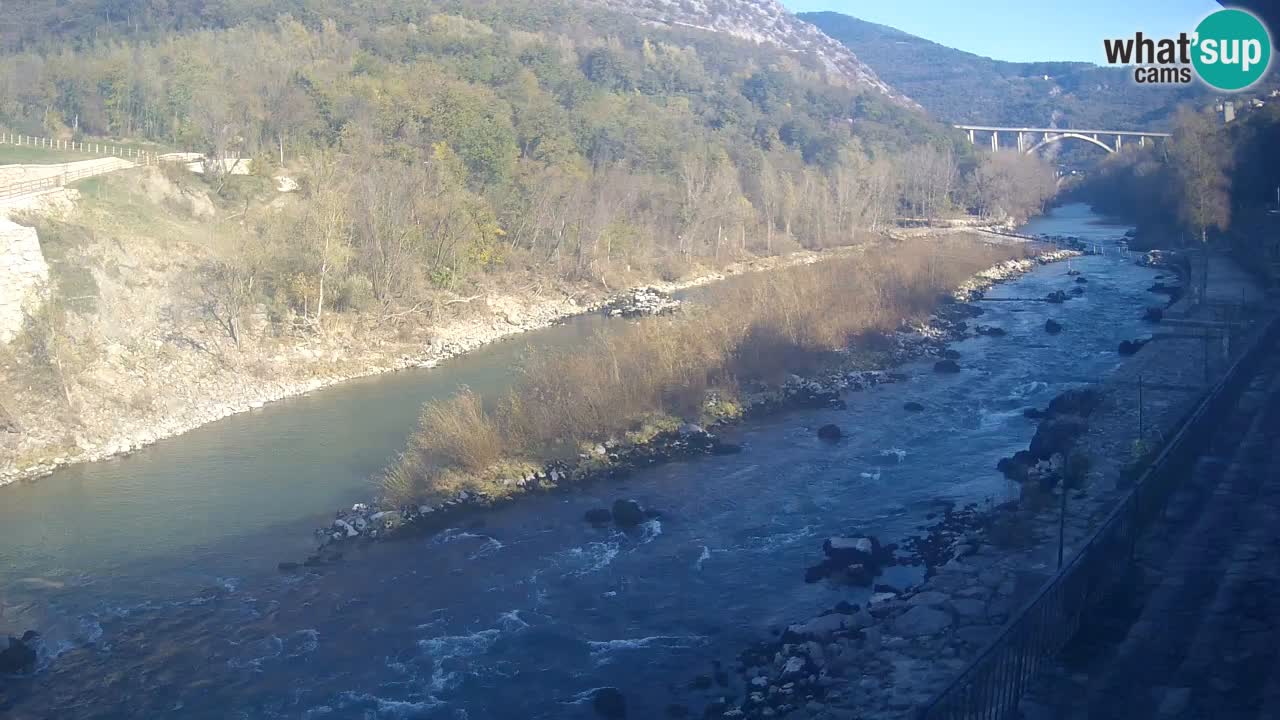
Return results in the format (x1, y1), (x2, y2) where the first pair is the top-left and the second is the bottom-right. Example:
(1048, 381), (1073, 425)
(1058, 470), (1068, 570)
(1138, 374), (1144, 440)
(1203, 327), (1210, 384)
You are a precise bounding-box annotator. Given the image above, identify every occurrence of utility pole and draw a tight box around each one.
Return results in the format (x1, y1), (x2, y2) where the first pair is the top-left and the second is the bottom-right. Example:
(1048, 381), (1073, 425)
(1138, 374), (1145, 440)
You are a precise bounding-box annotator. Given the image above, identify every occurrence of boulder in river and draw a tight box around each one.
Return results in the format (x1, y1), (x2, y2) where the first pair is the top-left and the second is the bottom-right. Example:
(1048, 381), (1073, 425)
(1071, 286), (1085, 296)
(1075, 276), (1089, 284)
(997, 450), (1037, 482)
(611, 499), (646, 528)
(593, 687), (627, 719)
(934, 359), (962, 373)
(785, 611), (868, 640)
(942, 349), (962, 360)
(817, 424), (843, 442)
(1044, 319), (1063, 335)
(806, 535), (895, 585)
(1030, 415), (1089, 461)
(1047, 389), (1101, 417)
(1119, 338), (1150, 356)
(584, 508), (613, 526)
(903, 401), (925, 413)
(975, 325), (1007, 337)
(0, 633), (38, 674)
(1045, 290), (1068, 304)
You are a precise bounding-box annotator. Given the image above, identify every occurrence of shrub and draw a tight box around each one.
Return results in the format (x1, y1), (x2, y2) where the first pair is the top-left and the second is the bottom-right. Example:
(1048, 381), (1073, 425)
(386, 236), (1034, 502)
(414, 389), (503, 474)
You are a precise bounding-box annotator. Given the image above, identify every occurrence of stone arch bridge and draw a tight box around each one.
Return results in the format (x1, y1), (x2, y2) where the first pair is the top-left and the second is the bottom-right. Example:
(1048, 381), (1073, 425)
(955, 125), (1172, 154)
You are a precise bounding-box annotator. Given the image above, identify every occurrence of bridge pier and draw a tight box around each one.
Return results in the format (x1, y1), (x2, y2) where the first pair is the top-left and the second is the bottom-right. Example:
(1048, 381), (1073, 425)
(968, 128), (975, 144)
(1116, 134), (1123, 151)
(991, 131), (998, 152)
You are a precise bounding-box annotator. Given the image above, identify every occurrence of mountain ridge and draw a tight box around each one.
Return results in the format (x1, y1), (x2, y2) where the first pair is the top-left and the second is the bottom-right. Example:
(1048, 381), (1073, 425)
(588, 0), (915, 104)
(801, 10), (1205, 130)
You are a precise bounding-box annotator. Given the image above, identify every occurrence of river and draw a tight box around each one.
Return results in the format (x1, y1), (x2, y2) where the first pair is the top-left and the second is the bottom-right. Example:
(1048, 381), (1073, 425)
(0, 204), (1153, 719)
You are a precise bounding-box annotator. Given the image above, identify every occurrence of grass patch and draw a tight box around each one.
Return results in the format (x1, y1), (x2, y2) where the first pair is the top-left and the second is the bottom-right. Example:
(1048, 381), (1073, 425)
(383, 235), (1040, 506)
(22, 217), (99, 314)
(0, 145), (97, 164)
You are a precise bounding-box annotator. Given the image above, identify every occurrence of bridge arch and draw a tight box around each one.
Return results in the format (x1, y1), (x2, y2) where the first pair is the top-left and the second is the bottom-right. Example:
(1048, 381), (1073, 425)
(1026, 132), (1115, 155)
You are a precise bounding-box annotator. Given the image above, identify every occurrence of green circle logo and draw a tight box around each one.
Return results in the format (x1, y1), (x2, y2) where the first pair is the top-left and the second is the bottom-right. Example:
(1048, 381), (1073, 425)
(1192, 9), (1272, 91)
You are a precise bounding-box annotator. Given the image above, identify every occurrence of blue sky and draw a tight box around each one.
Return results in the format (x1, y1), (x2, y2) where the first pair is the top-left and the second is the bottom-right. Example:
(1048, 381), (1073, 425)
(781, 0), (1224, 63)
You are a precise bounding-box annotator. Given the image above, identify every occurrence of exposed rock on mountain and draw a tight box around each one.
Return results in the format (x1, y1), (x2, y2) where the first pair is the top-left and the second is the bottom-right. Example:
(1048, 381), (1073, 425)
(587, 0), (911, 103)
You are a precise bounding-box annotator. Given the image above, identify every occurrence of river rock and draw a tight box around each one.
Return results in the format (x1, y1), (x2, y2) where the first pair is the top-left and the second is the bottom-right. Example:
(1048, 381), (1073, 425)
(0, 633), (38, 673)
(975, 325), (1007, 337)
(817, 424), (843, 442)
(907, 591), (950, 608)
(1119, 338), (1150, 356)
(942, 349), (962, 360)
(603, 288), (680, 318)
(934, 359), (961, 373)
(903, 402), (925, 413)
(893, 606), (952, 637)
(997, 450), (1037, 482)
(1047, 389), (1101, 417)
(786, 613), (852, 640)
(584, 508), (613, 526)
(808, 535), (894, 585)
(611, 499), (646, 528)
(593, 687), (627, 718)
(843, 563), (875, 586)
(1045, 290), (1068, 304)
(823, 536), (878, 563)
(1030, 415), (1088, 461)
(1044, 319), (1063, 334)
(1075, 276), (1088, 284)
(1144, 307), (1164, 323)
(1071, 286), (1085, 296)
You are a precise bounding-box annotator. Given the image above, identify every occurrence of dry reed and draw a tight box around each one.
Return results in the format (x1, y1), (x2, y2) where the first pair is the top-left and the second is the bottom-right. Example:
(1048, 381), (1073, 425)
(383, 236), (1037, 505)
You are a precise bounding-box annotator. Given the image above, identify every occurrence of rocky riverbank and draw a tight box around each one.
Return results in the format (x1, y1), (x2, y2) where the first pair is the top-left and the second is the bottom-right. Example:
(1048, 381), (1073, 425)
(0, 243), (876, 488)
(304, 249), (1081, 561)
(661, 253), (1270, 720)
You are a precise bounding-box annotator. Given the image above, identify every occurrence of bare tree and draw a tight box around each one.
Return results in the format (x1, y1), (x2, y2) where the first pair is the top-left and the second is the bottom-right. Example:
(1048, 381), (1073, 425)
(300, 154), (354, 329)
(1169, 107), (1232, 302)
(191, 87), (239, 194)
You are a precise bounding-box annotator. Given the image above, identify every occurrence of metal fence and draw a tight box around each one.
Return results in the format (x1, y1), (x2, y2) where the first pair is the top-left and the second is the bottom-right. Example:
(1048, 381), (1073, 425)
(918, 309), (1280, 720)
(0, 161), (157, 200)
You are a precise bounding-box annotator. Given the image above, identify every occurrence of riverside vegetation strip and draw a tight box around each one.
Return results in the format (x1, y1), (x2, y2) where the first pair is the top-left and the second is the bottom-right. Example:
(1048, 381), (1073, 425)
(308, 236), (1080, 551)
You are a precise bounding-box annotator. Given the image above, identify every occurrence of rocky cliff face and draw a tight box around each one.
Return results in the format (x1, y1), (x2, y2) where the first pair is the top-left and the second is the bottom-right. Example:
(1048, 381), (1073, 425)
(586, 0), (912, 103)
(0, 217), (48, 345)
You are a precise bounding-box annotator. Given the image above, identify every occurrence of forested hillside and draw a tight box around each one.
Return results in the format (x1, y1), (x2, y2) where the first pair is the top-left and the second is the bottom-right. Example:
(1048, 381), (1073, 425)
(0, 0), (1062, 481)
(0, 0), (1056, 305)
(802, 11), (1205, 130)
